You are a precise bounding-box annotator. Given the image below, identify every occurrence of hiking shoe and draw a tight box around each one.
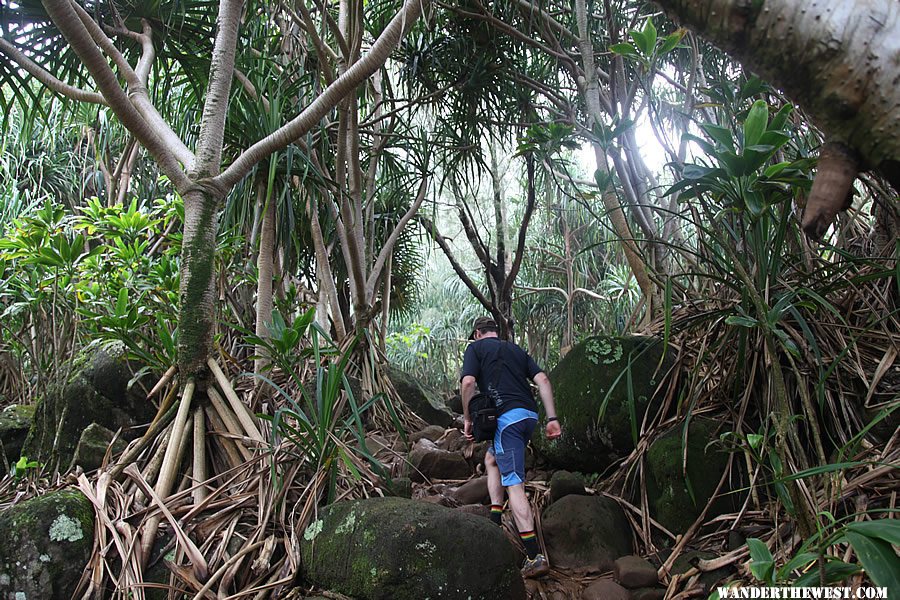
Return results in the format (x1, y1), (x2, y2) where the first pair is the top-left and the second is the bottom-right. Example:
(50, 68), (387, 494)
(521, 554), (550, 579)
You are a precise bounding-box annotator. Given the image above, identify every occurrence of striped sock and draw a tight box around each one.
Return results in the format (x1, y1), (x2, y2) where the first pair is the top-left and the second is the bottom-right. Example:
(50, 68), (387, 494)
(519, 530), (540, 559)
(490, 504), (503, 525)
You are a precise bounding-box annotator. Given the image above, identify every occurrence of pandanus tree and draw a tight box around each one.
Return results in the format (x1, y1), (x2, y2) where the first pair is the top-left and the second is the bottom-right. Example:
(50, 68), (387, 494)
(0, 0), (426, 573)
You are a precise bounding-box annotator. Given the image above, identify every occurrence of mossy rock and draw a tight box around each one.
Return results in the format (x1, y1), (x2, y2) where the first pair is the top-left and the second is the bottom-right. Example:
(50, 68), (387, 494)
(300, 496), (526, 599)
(69, 423), (128, 472)
(645, 418), (739, 535)
(0, 404), (36, 466)
(0, 488), (94, 600)
(386, 366), (454, 427)
(533, 336), (675, 472)
(22, 343), (155, 471)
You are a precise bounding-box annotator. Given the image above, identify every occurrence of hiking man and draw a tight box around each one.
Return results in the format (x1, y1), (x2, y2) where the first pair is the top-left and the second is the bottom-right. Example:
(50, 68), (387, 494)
(461, 316), (562, 579)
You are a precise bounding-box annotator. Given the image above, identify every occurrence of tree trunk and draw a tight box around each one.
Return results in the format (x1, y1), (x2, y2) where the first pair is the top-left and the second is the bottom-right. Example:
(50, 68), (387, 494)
(177, 190), (221, 377)
(254, 197), (276, 374)
(653, 0), (900, 189)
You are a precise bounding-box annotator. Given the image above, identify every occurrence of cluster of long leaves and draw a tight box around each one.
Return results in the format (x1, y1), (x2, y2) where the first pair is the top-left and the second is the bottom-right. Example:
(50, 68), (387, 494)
(650, 88), (900, 592)
(250, 308), (401, 504)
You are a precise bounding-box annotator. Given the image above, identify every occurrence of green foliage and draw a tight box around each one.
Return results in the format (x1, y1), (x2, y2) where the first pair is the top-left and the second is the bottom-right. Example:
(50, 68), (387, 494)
(254, 312), (395, 504)
(611, 17), (686, 70)
(0, 194), (182, 395)
(743, 514), (900, 589)
(10, 455), (40, 481)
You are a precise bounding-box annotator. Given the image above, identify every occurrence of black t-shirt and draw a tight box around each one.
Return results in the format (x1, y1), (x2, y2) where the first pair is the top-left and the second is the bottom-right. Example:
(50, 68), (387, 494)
(460, 337), (543, 414)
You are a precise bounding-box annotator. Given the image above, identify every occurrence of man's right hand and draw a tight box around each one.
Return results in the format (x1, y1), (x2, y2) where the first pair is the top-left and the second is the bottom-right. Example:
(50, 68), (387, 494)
(463, 418), (474, 442)
(545, 420), (561, 440)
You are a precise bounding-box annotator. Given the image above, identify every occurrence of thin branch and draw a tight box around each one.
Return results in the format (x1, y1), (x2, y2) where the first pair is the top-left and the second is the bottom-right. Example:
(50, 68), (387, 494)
(215, 0), (425, 190)
(71, 1), (195, 169)
(0, 37), (106, 104)
(365, 176), (429, 297)
(501, 152), (537, 301)
(41, 0), (191, 190)
(417, 214), (493, 311)
(285, 2), (337, 83)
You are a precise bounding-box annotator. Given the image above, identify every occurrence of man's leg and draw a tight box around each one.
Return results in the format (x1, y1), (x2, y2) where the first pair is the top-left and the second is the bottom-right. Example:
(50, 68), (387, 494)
(484, 450), (505, 525)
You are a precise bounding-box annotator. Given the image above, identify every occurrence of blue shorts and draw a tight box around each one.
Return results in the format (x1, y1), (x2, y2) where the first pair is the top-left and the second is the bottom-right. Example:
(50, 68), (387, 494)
(488, 408), (538, 486)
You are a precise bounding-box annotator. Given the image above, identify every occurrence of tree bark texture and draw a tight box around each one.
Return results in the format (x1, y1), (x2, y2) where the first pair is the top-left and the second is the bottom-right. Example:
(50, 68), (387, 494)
(178, 190), (221, 377)
(254, 196), (276, 374)
(653, 0), (900, 188)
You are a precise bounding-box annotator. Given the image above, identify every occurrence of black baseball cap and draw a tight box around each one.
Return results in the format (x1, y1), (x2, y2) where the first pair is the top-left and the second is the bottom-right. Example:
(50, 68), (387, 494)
(468, 316), (498, 340)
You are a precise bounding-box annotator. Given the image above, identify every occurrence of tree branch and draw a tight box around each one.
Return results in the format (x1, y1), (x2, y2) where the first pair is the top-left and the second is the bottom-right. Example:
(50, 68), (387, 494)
(215, 0), (425, 190)
(193, 0), (243, 176)
(0, 37), (106, 104)
(366, 176), (429, 298)
(41, 0), (191, 190)
(417, 214), (493, 311)
(501, 152), (537, 301)
(71, 1), (195, 169)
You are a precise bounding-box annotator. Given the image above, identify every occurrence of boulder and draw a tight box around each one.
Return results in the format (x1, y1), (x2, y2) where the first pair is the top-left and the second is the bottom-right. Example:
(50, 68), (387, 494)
(386, 366), (454, 427)
(631, 587), (667, 600)
(407, 439), (471, 482)
(409, 425), (445, 444)
(300, 496), (526, 599)
(23, 343), (155, 470)
(69, 423), (128, 472)
(385, 477), (413, 499)
(436, 428), (467, 453)
(452, 476), (489, 505)
(549, 471), (587, 504)
(0, 488), (94, 600)
(456, 504), (490, 519)
(533, 336), (675, 472)
(614, 555), (658, 588)
(582, 579), (630, 600)
(645, 418), (739, 534)
(542, 495), (633, 572)
(0, 404), (35, 465)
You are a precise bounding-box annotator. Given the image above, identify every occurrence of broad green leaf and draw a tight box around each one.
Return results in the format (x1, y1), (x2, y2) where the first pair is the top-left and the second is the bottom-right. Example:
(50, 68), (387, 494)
(747, 433), (764, 450)
(643, 18), (657, 51)
(682, 164), (718, 179)
(793, 559), (861, 586)
(769, 103), (794, 131)
(743, 100), (768, 148)
(610, 42), (638, 57)
(116, 288), (128, 318)
(629, 30), (650, 55)
(764, 162), (792, 178)
(659, 30), (685, 54)
(847, 520), (900, 546)
(747, 538), (775, 583)
(778, 551), (818, 579)
(701, 123), (736, 151)
(845, 531), (900, 590)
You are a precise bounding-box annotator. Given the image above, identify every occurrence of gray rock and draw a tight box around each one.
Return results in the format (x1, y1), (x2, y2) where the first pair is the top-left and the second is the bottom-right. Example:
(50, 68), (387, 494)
(456, 504), (490, 519)
(549, 470), (587, 504)
(69, 423), (128, 472)
(23, 344), (155, 471)
(614, 555), (659, 588)
(0, 404), (35, 465)
(436, 428), (467, 453)
(452, 476), (489, 505)
(542, 495), (633, 572)
(386, 366), (454, 427)
(0, 488), (94, 600)
(409, 425), (445, 444)
(582, 579), (630, 600)
(300, 496), (526, 599)
(385, 477), (412, 498)
(407, 439), (471, 482)
(631, 587), (667, 600)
